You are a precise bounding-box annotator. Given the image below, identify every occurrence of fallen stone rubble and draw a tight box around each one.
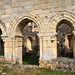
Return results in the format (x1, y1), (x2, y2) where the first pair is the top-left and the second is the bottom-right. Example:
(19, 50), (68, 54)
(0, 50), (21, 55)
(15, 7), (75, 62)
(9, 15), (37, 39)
(40, 57), (75, 72)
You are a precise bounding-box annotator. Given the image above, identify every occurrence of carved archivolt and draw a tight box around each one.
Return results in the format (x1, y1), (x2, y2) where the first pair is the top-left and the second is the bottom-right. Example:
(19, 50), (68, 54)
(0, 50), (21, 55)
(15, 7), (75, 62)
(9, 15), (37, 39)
(0, 20), (7, 35)
(48, 11), (75, 33)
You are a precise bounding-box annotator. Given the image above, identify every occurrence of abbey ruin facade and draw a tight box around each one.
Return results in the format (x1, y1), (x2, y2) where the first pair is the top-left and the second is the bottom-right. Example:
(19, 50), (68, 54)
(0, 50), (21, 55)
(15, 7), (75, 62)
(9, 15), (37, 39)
(0, 0), (75, 67)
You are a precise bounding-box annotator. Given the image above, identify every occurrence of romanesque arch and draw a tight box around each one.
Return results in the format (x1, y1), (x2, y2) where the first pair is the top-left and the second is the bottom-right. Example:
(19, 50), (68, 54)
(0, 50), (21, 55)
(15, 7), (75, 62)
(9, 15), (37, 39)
(11, 14), (44, 36)
(0, 20), (7, 35)
(49, 11), (75, 58)
(11, 15), (42, 64)
(48, 11), (75, 33)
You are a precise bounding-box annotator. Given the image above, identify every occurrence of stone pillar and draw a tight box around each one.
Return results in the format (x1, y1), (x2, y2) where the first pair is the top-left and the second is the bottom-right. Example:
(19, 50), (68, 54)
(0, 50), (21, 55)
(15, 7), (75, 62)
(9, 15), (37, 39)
(38, 33), (52, 67)
(42, 36), (51, 60)
(1, 35), (13, 61)
(51, 32), (57, 59)
(12, 35), (23, 64)
(73, 31), (75, 58)
(39, 36), (43, 60)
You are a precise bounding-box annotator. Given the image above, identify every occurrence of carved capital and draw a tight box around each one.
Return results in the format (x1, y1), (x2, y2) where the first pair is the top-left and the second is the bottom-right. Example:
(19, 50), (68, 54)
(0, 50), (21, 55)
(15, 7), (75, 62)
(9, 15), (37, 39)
(73, 31), (75, 36)
(1, 34), (8, 38)
(13, 34), (23, 38)
(1, 34), (8, 41)
(50, 32), (57, 41)
(51, 32), (58, 38)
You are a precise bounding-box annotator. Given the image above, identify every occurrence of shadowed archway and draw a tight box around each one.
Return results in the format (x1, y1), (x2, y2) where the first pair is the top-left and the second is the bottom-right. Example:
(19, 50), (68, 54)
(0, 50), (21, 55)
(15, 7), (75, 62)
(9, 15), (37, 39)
(56, 19), (74, 57)
(22, 21), (39, 65)
(14, 18), (40, 65)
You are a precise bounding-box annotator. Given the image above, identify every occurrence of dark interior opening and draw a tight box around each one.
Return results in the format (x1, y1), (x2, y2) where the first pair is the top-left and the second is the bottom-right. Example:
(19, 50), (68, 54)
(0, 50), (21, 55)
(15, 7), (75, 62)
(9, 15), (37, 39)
(22, 21), (39, 65)
(57, 22), (73, 57)
(0, 28), (4, 56)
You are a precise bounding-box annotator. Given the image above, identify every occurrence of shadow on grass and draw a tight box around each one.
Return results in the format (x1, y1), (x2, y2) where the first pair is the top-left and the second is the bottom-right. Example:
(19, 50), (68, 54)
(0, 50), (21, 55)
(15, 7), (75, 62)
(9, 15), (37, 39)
(22, 54), (39, 65)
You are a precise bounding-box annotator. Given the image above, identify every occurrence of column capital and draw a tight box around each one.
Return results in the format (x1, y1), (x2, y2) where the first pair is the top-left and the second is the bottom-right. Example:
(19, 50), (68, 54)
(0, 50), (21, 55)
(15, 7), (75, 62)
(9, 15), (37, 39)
(1, 34), (8, 41)
(73, 31), (75, 36)
(13, 34), (23, 38)
(50, 32), (57, 41)
(51, 32), (58, 38)
(1, 34), (8, 37)
(37, 33), (51, 37)
(1, 34), (8, 39)
(51, 32), (58, 36)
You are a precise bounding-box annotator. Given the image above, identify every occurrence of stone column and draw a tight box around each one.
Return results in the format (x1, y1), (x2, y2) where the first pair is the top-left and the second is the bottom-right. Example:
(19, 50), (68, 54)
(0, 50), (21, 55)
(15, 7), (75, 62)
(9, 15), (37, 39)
(39, 36), (43, 60)
(73, 31), (75, 58)
(42, 36), (51, 60)
(38, 33), (53, 68)
(51, 32), (57, 59)
(1, 35), (13, 61)
(12, 35), (23, 64)
(38, 33), (52, 62)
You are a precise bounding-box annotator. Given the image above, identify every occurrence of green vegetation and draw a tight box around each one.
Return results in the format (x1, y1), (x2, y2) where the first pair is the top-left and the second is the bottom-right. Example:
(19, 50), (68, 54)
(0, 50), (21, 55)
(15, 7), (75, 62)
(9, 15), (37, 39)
(0, 61), (75, 75)
(0, 61), (11, 64)
(1, 67), (75, 75)
(2, 66), (13, 72)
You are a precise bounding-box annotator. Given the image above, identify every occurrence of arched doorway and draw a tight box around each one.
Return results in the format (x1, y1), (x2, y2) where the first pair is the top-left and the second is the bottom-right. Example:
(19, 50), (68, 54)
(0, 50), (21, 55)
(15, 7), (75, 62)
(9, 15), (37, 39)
(14, 19), (39, 65)
(0, 28), (4, 56)
(22, 21), (39, 65)
(56, 20), (73, 57)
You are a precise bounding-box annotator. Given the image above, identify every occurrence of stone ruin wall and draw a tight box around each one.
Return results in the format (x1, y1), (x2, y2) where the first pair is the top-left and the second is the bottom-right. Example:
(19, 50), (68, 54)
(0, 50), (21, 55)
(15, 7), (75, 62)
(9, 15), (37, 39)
(0, 0), (75, 36)
(0, 0), (75, 69)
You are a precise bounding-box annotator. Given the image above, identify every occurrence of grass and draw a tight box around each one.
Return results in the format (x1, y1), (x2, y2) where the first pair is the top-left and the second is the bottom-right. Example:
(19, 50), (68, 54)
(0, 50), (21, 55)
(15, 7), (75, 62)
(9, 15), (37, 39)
(6, 68), (75, 75)
(0, 61), (11, 64)
(2, 66), (13, 72)
(0, 63), (74, 75)
(23, 68), (75, 75)
(0, 58), (75, 75)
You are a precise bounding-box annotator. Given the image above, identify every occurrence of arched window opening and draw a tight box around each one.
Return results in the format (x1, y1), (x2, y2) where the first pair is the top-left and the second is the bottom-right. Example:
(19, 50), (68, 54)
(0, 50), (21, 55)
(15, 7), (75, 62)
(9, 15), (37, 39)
(57, 23), (73, 57)
(26, 37), (33, 52)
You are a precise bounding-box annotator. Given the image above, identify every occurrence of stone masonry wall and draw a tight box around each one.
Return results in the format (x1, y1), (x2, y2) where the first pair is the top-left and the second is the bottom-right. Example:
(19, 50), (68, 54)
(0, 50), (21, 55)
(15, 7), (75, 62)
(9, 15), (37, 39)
(0, 0), (75, 36)
(39, 57), (75, 72)
(0, 0), (75, 66)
